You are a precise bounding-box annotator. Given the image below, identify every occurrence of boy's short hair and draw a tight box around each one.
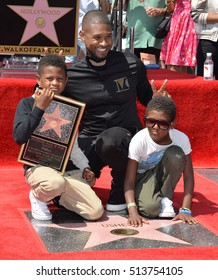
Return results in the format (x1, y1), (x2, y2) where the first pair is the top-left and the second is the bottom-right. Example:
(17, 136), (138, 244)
(146, 96), (176, 122)
(37, 54), (67, 76)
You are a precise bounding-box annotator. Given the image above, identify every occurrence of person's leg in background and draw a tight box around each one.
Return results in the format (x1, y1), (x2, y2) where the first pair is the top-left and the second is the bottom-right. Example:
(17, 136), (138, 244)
(197, 39), (218, 80)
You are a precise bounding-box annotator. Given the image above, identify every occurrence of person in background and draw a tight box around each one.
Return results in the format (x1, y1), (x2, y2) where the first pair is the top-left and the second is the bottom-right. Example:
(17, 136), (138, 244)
(53, 10), (169, 212)
(160, 0), (198, 73)
(191, 0), (218, 79)
(124, 96), (197, 226)
(13, 54), (104, 221)
(125, 0), (168, 63)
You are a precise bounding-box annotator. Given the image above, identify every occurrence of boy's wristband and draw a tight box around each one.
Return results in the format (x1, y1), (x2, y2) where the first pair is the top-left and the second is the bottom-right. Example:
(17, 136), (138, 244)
(127, 202), (137, 209)
(179, 207), (192, 215)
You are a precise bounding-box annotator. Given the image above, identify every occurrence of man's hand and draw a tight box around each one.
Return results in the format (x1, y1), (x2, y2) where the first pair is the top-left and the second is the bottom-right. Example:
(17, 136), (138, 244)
(43, 47), (65, 58)
(151, 79), (171, 98)
(82, 167), (96, 187)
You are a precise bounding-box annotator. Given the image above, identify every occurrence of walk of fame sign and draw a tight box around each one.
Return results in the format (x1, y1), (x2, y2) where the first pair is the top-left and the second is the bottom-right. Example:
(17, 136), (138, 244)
(0, 0), (79, 55)
(18, 95), (85, 174)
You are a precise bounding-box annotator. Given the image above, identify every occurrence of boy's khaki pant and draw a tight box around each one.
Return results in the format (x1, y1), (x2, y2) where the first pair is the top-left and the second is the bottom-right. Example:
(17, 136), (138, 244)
(25, 166), (104, 221)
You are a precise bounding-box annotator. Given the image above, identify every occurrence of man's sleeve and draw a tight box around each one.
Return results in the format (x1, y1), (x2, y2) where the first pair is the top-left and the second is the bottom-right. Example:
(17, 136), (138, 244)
(136, 58), (153, 106)
(70, 134), (90, 171)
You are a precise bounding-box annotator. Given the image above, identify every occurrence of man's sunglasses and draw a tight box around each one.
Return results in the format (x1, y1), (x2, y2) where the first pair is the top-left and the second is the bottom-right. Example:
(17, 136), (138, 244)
(144, 117), (171, 130)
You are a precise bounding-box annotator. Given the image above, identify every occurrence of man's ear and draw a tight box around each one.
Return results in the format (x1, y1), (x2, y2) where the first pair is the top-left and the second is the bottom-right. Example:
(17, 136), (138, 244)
(79, 30), (85, 42)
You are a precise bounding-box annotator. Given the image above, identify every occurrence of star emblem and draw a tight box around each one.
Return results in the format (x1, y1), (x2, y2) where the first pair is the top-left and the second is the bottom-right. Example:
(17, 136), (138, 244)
(35, 214), (190, 249)
(40, 105), (72, 138)
(8, 0), (73, 45)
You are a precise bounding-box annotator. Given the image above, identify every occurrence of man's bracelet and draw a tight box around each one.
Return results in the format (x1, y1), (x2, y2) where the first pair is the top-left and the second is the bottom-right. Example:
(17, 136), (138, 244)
(127, 202), (137, 209)
(179, 207), (192, 215)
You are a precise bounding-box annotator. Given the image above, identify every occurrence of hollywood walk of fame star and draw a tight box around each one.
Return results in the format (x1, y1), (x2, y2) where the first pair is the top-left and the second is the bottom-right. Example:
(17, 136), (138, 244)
(34, 214), (190, 249)
(8, 0), (73, 45)
(40, 105), (72, 138)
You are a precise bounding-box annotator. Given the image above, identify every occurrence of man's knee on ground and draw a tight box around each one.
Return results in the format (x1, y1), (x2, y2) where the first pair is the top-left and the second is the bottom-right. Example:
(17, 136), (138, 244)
(95, 127), (132, 161)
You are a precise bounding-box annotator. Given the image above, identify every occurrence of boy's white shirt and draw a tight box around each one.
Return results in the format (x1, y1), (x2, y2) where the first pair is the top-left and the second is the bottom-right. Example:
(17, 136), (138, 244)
(128, 127), (192, 173)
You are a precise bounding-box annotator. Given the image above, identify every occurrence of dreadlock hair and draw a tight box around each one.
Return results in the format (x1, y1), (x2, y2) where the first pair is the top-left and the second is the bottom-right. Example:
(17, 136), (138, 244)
(146, 96), (176, 122)
(37, 54), (67, 76)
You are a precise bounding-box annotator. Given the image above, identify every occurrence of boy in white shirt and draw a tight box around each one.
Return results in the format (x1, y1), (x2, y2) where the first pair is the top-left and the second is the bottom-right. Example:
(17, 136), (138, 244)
(124, 96), (198, 226)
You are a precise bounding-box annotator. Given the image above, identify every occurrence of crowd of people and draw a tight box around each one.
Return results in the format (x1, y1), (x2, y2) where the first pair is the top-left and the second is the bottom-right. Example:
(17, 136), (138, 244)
(13, 8), (199, 227)
(115, 0), (218, 78)
(67, 0), (218, 78)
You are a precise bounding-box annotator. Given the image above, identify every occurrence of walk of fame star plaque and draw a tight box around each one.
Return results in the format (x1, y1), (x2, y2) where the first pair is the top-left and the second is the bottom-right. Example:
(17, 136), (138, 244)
(18, 95), (85, 174)
(0, 0), (79, 56)
(25, 210), (218, 252)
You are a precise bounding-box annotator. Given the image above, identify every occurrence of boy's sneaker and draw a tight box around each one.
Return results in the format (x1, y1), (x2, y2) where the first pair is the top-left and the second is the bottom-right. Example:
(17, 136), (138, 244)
(159, 197), (176, 218)
(29, 190), (52, 221)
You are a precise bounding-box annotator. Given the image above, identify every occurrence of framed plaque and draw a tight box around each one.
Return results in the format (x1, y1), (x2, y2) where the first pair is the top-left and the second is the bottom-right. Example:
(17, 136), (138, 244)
(0, 0), (79, 56)
(18, 95), (85, 174)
